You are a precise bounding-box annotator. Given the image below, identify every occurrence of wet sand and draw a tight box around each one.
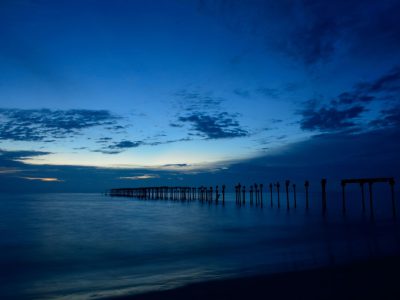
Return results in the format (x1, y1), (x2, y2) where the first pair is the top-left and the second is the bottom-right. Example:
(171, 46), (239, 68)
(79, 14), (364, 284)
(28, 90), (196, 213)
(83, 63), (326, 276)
(105, 255), (400, 300)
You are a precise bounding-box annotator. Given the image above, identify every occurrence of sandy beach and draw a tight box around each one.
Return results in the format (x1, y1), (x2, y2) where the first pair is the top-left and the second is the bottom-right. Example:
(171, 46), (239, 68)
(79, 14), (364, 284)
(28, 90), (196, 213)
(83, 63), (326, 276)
(105, 255), (400, 300)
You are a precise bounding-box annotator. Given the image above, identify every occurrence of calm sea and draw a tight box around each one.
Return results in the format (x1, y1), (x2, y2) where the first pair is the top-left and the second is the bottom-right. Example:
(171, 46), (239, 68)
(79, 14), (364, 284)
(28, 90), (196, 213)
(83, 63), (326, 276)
(1, 189), (400, 299)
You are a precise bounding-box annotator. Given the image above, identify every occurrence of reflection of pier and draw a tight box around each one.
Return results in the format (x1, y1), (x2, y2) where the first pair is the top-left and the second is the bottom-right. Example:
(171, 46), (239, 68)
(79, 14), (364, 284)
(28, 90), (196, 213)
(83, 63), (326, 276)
(341, 177), (396, 218)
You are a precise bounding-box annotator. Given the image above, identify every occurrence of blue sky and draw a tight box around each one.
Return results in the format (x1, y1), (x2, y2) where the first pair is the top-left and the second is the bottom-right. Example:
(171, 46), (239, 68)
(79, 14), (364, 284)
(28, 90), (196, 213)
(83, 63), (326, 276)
(1, 0), (400, 192)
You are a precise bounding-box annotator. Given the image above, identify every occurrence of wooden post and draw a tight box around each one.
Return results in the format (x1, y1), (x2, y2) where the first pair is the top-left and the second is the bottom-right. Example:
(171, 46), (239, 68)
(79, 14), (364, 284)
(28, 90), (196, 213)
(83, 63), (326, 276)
(276, 182), (280, 208)
(285, 180), (290, 210)
(369, 182), (374, 219)
(305, 181), (309, 209)
(242, 186), (246, 204)
(390, 179), (396, 218)
(321, 178), (327, 215)
(254, 183), (258, 206)
(360, 183), (365, 212)
(341, 181), (346, 215)
(222, 184), (225, 205)
(269, 183), (273, 208)
(237, 183), (241, 205)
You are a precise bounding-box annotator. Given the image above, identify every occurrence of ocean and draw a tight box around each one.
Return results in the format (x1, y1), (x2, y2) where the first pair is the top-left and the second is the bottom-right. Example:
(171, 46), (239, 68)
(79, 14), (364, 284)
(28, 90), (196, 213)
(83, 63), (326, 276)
(1, 189), (399, 299)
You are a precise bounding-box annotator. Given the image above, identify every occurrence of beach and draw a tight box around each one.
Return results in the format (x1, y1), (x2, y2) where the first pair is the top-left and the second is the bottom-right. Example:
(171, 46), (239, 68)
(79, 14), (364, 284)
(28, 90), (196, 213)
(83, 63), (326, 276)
(106, 255), (400, 300)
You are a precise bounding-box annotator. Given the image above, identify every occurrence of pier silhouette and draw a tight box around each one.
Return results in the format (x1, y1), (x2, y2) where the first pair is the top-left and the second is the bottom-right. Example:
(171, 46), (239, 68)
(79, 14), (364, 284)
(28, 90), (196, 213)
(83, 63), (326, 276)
(109, 177), (397, 219)
(341, 177), (396, 218)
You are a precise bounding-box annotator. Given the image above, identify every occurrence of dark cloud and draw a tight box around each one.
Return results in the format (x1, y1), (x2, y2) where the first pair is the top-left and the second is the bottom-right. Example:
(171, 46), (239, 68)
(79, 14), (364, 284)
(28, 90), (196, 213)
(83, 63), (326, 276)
(0, 149), (51, 161)
(300, 67), (400, 132)
(173, 89), (248, 139)
(356, 67), (400, 94)
(111, 140), (143, 149)
(147, 137), (192, 146)
(169, 123), (184, 128)
(91, 149), (122, 155)
(174, 89), (223, 112)
(0, 108), (119, 142)
(178, 112), (248, 139)
(198, 0), (400, 66)
(335, 92), (376, 105)
(334, 67), (400, 106)
(233, 89), (251, 98)
(300, 103), (365, 132)
(96, 137), (113, 144)
(92, 139), (143, 154)
(163, 164), (189, 167)
(370, 106), (400, 128)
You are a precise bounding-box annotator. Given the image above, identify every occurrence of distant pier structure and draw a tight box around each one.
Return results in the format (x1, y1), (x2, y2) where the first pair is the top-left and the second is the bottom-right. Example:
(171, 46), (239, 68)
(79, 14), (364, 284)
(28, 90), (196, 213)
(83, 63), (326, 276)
(341, 177), (396, 218)
(109, 186), (225, 202)
(108, 176), (397, 219)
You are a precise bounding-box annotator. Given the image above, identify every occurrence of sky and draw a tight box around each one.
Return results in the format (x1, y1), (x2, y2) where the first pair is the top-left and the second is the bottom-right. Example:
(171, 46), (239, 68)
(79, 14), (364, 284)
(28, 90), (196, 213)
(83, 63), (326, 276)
(0, 0), (400, 192)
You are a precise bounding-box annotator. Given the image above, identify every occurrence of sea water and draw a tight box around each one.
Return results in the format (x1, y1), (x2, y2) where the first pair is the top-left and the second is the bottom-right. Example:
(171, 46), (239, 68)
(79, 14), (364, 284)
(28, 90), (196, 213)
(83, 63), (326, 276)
(1, 189), (399, 299)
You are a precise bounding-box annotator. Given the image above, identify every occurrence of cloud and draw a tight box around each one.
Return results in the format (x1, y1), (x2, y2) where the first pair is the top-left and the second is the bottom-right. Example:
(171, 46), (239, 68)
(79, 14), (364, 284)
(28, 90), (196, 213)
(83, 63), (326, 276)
(111, 140), (143, 149)
(356, 66), (400, 94)
(96, 137), (113, 144)
(300, 104), (365, 132)
(147, 137), (192, 146)
(178, 112), (248, 139)
(0, 108), (119, 142)
(20, 177), (63, 182)
(233, 89), (251, 98)
(92, 140), (144, 154)
(334, 67), (400, 106)
(198, 0), (400, 66)
(0, 167), (21, 174)
(0, 149), (51, 161)
(119, 174), (160, 180)
(163, 163), (189, 167)
(299, 67), (400, 132)
(370, 106), (400, 128)
(174, 89), (223, 112)
(173, 89), (248, 139)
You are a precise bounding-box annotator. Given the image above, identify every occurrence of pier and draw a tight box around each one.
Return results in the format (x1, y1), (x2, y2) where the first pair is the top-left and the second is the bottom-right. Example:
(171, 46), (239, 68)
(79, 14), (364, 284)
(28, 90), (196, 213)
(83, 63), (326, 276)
(108, 176), (397, 219)
(341, 177), (396, 218)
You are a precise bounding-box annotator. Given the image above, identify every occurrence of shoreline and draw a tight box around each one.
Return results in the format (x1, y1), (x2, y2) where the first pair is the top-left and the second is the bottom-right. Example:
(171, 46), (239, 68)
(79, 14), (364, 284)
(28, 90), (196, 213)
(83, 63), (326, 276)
(103, 255), (400, 300)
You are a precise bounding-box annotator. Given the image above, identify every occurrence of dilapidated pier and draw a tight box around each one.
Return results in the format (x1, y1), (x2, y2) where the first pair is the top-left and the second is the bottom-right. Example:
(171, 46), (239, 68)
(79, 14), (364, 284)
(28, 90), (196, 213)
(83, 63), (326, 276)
(108, 177), (397, 219)
(341, 177), (396, 218)
(109, 186), (226, 204)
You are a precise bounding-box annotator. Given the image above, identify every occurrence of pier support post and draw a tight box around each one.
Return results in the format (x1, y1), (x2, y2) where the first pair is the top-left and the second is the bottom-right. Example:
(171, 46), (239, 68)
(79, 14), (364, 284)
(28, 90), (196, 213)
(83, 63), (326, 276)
(250, 185), (253, 205)
(285, 180), (290, 210)
(222, 184), (225, 205)
(305, 181), (309, 209)
(269, 183), (273, 208)
(341, 181), (346, 215)
(276, 182), (280, 208)
(369, 182), (374, 219)
(321, 178), (327, 215)
(390, 179), (396, 219)
(360, 183), (365, 212)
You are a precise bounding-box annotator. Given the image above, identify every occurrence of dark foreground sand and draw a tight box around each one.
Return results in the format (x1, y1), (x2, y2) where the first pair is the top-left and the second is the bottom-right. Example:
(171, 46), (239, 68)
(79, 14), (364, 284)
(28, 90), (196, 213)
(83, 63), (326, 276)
(106, 256), (400, 300)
